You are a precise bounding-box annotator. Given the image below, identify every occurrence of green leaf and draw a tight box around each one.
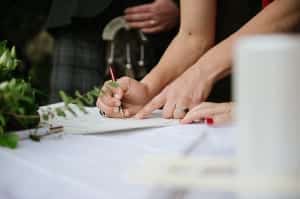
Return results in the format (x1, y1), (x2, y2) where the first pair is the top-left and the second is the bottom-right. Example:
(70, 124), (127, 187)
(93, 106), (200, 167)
(75, 99), (87, 113)
(59, 91), (71, 104)
(0, 114), (6, 127)
(0, 50), (9, 65)
(55, 107), (66, 117)
(75, 90), (83, 99)
(65, 104), (77, 116)
(108, 81), (119, 88)
(42, 113), (49, 121)
(10, 46), (16, 58)
(0, 133), (19, 149)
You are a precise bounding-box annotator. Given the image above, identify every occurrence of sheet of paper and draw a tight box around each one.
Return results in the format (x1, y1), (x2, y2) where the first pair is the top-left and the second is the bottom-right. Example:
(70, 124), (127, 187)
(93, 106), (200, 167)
(39, 103), (179, 134)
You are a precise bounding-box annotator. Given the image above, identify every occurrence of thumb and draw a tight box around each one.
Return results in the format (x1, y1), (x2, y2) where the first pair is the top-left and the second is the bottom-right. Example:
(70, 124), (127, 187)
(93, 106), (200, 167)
(135, 92), (165, 119)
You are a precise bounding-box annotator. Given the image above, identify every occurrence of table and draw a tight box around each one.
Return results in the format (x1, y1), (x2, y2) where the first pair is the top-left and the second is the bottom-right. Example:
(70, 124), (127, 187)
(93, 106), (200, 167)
(0, 116), (236, 199)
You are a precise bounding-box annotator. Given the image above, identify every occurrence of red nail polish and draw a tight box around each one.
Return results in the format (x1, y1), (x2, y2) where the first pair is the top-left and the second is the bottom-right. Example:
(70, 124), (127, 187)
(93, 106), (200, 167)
(205, 117), (214, 125)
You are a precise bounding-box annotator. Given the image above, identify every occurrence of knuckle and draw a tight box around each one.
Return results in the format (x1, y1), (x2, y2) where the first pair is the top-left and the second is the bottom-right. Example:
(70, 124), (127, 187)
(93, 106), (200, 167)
(118, 76), (131, 85)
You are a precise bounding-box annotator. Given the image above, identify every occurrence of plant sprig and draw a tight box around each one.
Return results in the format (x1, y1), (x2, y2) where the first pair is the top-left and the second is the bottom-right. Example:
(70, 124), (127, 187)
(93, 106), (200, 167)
(0, 79), (39, 148)
(0, 40), (101, 149)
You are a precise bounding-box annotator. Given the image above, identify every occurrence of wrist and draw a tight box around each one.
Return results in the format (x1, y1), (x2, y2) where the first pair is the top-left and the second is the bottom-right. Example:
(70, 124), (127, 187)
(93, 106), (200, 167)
(140, 81), (154, 102)
(140, 65), (173, 98)
(193, 57), (231, 85)
(140, 77), (162, 100)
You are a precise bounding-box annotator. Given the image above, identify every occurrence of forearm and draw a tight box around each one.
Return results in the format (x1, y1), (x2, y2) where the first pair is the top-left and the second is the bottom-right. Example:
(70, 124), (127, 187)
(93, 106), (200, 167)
(193, 0), (300, 83)
(141, 0), (217, 98)
(141, 32), (213, 97)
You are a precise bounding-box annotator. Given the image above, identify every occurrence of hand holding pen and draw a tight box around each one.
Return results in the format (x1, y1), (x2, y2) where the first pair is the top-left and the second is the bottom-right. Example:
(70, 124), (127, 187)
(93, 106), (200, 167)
(98, 66), (124, 118)
(96, 74), (151, 119)
(108, 66), (125, 117)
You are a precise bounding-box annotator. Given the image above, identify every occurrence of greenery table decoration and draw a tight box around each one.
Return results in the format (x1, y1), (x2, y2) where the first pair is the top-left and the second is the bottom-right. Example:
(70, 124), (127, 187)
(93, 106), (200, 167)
(0, 41), (100, 149)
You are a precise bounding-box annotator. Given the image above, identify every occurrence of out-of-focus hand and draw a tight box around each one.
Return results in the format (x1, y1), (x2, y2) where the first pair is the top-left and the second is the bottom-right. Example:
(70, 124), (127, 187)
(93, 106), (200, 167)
(96, 77), (151, 118)
(135, 67), (214, 119)
(124, 0), (179, 33)
(181, 102), (234, 125)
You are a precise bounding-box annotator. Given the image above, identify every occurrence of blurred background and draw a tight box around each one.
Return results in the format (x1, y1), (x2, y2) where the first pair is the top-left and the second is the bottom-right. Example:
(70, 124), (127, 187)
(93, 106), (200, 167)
(0, 0), (179, 104)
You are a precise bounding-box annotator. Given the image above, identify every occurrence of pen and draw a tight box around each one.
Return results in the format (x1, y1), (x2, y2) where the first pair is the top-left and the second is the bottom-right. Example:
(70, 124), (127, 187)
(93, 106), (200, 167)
(109, 66), (124, 117)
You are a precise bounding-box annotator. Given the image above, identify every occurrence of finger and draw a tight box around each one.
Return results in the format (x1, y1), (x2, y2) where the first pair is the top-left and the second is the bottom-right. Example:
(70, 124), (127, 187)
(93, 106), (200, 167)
(135, 93), (165, 119)
(212, 112), (232, 126)
(101, 83), (113, 96)
(180, 106), (215, 124)
(104, 80), (124, 100)
(97, 100), (114, 116)
(101, 94), (121, 107)
(124, 13), (152, 22)
(188, 102), (228, 115)
(96, 97), (102, 109)
(162, 101), (175, 119)
(122, 106), (140, 118)
(124, 4), (153, 14)
(127, 20), (156, 29)
(97, 100), (125, 118)
(180, 102), (231, 124)
(99, 84), (120, 107)
(141, 26), (164, 33)
(173, 97), (192, 119)
(103, 78), (126, 101)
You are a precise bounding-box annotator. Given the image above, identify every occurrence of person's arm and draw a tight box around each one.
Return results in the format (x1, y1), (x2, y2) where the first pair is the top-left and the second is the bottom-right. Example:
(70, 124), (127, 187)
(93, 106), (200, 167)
(96, 0), (217, 118)
(141, 0), (217, 98)
(194, 0), (300, 85)
(135, 0), (300, 119)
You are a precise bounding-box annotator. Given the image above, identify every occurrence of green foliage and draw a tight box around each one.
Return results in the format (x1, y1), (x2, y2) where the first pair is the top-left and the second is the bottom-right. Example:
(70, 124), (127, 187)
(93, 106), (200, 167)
(0, 41), (19, 81)
(0, 79), (40, 148)
(0, 40), (99, 149)
(62, 87), (100, 107)
(0, 133), (19, 149)
(0, 41), (39, 149)
(0, 79), (39, 118)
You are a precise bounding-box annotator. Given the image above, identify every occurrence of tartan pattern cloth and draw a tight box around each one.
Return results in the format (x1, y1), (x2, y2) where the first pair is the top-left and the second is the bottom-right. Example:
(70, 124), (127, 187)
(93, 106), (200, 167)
(49, 32), (105, 103)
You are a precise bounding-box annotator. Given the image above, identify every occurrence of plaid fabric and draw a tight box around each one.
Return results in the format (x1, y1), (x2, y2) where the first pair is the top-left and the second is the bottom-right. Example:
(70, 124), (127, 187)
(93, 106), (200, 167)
(49, 31), (105, 103)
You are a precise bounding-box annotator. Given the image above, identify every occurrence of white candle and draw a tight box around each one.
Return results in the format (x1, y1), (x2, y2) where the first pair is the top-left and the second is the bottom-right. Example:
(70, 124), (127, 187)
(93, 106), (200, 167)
(234, 34), (300, 199)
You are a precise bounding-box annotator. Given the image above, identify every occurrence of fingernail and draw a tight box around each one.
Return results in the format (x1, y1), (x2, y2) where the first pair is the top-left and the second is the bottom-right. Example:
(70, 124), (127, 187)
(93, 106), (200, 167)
(205, 117), (214, 126)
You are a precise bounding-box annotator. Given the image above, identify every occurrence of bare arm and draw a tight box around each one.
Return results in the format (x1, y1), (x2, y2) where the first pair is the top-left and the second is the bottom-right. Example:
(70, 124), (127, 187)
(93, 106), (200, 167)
(194, 0), (300, 84)
(141, 0), (217, 98)
(135, 0), (300, 119)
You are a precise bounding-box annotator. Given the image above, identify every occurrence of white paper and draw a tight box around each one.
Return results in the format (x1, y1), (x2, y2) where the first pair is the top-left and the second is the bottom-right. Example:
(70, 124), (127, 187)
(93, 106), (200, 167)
(39, 103), (179, 134)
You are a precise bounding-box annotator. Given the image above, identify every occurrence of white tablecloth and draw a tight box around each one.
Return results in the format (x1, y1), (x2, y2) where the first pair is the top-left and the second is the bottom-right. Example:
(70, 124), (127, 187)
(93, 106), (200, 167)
(0, 122), (236, 199)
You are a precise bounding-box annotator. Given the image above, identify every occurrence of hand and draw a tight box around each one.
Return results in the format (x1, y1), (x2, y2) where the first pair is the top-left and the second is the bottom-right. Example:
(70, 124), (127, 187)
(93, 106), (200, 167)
(135, 67), (214, 119)
(96, 77), (151, 118)
(181, 102), (234, 125)
(124, 0), (179, 33)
